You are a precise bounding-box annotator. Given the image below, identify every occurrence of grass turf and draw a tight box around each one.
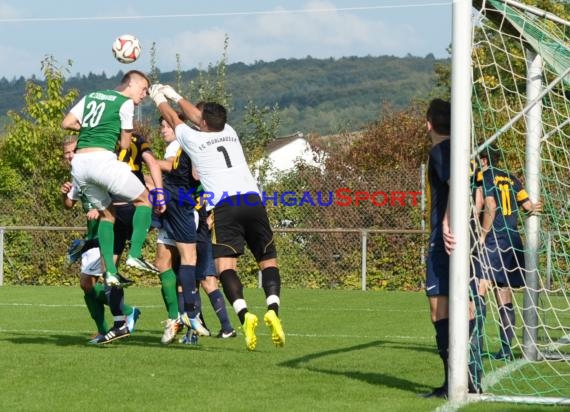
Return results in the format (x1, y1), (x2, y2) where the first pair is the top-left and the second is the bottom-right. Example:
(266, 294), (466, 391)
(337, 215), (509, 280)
(0, 286), (563, 411)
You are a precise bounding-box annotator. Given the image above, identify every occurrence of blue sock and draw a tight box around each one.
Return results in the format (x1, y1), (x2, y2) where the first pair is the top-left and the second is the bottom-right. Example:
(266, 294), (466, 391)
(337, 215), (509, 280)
(499, 303), (514, 353)
(178, 265), (198, 316)
(209, 289), (232, 332)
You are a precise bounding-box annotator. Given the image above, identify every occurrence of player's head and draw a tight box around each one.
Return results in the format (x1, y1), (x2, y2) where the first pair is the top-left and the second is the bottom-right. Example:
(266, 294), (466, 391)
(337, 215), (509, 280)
(159, 112), (185, 143)
(62, 135), (78, 166)
(479, 144), (501, 168)
(118, 70), (150, 105)
(201, 102), (227, 132)
(426, 98), (451, 136)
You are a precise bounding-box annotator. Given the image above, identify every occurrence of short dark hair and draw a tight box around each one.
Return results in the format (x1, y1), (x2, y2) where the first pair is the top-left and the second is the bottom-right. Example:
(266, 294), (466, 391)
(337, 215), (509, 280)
(202, 102), (227, 132)
(479, 144), (501, 166)
(426, 98), (451, 135)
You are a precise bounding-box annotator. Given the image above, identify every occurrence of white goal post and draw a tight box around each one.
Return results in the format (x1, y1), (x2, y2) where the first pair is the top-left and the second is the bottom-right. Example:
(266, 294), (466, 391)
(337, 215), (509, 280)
(449, 0), (570, 405)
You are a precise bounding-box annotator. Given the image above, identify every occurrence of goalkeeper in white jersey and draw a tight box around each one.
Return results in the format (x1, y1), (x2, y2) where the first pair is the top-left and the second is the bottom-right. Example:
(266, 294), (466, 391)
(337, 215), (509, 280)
(149, 84), (285, 352)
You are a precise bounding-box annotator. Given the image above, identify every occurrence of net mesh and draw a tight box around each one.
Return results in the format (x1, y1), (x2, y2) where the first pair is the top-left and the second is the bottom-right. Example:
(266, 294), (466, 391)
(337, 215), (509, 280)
(469, 0), (570, 400)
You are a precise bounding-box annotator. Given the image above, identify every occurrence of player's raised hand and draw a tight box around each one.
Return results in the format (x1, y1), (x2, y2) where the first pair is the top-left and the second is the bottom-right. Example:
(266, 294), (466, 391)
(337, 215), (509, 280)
(160, 85), (183, 103)
(148, 83), (163, 99)
(149, 84), (167, 106)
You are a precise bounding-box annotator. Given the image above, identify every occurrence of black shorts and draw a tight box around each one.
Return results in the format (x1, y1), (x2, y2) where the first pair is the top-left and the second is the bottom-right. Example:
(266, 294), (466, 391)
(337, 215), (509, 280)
(114, 203), (135, 255)
(211, 193), (276, 261)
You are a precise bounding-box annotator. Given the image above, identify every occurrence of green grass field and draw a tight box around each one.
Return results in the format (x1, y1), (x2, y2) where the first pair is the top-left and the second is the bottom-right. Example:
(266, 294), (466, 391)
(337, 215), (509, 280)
(0, 287), (563, 412)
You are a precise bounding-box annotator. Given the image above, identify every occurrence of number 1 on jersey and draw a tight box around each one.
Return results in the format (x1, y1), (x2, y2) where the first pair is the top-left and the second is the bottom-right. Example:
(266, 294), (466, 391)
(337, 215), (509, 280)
(217, 146), (232, 168)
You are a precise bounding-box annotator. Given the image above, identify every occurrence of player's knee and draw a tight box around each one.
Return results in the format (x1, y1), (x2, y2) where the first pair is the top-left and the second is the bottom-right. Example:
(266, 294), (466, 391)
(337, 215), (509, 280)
(79, 276), (94, 293)
(177, 244), (197, 266)
(133, 190), (151, 207)
(155, 259), (170, 273)
(200, 276), (218, 294)
(258, 257), (277, 270)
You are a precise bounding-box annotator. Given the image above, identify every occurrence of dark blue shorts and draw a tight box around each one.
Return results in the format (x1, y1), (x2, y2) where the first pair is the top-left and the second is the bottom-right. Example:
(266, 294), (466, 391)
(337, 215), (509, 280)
(162, 200), (196, 244)
(475, 234), (525, 288)
(426, 249), (449, 296)
(196, 209), (216, 280)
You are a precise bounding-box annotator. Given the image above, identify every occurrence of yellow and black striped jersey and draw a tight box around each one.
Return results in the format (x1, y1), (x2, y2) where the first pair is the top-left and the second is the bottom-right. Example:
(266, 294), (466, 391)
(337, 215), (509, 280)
(117, 134), (152, 184)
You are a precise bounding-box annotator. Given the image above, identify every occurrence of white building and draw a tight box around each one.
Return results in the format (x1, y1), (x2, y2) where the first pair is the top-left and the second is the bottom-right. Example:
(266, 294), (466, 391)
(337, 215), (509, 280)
(254, 131), (325, 182)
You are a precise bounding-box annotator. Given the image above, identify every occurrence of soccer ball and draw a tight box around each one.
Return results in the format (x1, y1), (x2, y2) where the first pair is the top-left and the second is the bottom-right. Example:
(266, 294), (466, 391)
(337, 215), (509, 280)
(112, 34), (141, 64)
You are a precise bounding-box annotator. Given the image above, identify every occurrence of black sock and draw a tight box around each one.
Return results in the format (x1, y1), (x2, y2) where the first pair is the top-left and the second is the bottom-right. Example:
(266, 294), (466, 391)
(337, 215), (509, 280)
(219, 269), (246, 324)
(104, 285), (126, 329)
(219, 269), (243, 304)
(434, 318), (449, 389)
(261, 267), (281, 314)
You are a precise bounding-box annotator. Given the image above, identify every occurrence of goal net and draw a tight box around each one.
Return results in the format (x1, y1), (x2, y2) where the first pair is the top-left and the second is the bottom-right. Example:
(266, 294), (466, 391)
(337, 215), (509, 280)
(467, 0), (570, 405)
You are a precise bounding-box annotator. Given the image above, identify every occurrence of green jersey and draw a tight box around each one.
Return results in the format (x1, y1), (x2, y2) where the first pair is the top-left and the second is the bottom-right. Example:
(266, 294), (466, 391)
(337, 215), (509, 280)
(74, 90), (132, 152)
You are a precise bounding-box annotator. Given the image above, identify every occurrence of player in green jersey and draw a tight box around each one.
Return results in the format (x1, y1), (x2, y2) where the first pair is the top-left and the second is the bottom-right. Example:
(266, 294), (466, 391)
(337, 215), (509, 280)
(61, 70), (165, 296)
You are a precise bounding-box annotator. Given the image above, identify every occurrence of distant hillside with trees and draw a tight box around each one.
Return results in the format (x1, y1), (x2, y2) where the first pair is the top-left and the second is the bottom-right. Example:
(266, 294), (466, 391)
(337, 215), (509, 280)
(0, 55), (442, 288)
(0, 54), (448, 136)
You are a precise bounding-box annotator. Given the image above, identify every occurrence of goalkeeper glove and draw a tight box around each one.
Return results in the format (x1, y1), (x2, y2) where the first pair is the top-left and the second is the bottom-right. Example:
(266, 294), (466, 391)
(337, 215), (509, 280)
(160, 85), (184, 103)
(148, 83), (163, 99)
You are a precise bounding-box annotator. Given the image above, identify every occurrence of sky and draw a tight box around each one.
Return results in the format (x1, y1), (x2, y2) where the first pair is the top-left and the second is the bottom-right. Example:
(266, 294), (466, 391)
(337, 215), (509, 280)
(0, 0), (452, 79)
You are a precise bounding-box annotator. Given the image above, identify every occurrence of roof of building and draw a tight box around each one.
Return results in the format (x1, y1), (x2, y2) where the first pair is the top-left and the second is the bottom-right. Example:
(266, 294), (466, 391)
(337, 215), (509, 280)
(265, 131), (305, 154)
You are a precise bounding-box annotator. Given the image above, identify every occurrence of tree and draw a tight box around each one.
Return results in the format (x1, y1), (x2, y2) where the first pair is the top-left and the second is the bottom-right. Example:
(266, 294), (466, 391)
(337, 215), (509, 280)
(0, 56), (79, 223)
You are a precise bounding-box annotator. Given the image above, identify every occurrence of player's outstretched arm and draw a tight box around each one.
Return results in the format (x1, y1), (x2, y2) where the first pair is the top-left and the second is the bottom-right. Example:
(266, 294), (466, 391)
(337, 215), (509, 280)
(143, 150), (167, 214)
(157, 157), (174, 173)
(149, 85), (182, 130)
(159, 84), (202, 126)
(177, 98), (202, 127)
(522, 199), (542, 216)
(142, 151), (164, 196)
(61, 113), (81, 131)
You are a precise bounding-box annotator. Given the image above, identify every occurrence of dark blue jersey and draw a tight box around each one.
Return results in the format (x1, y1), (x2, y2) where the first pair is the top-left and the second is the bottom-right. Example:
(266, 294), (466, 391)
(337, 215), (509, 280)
(427, 139), (450, 250)
(164, 145), (201, 201)
(482, 166), (528, 237)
